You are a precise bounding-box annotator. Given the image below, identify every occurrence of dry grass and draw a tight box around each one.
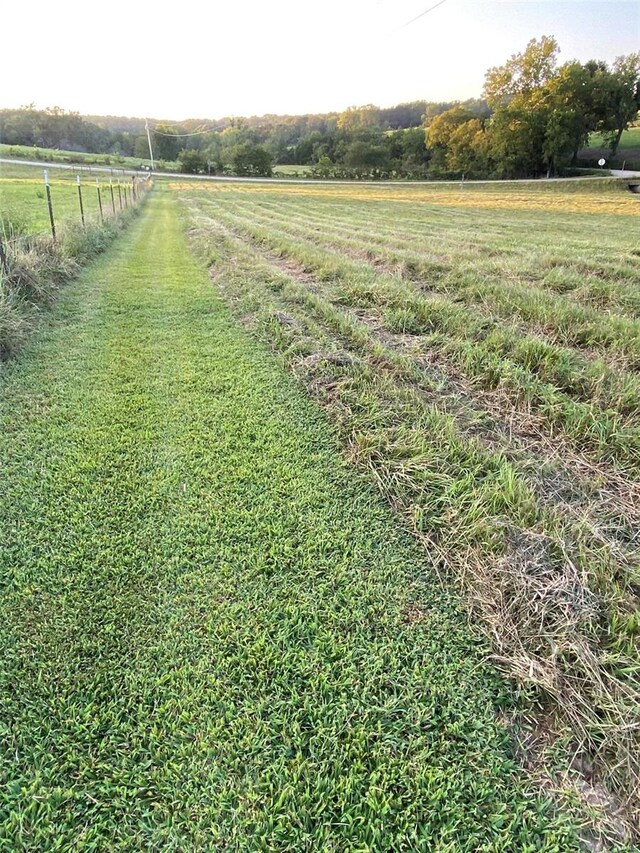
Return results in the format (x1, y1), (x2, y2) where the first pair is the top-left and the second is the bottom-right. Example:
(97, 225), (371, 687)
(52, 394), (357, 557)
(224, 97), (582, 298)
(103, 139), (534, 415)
(179, 179), (640, 843)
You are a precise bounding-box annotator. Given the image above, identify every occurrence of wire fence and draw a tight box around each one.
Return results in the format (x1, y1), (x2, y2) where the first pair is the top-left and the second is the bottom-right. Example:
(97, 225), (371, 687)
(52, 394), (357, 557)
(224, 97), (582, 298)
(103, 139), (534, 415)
(0, 168), (153, 271)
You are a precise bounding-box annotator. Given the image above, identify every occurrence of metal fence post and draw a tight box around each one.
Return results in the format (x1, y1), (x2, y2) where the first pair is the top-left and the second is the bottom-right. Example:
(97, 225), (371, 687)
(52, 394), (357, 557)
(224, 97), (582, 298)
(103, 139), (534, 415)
(44, 170), (56, 241)
(96, 179), (104, 224)
(76, 175), (85, 228)
(0, 236), (10, 277)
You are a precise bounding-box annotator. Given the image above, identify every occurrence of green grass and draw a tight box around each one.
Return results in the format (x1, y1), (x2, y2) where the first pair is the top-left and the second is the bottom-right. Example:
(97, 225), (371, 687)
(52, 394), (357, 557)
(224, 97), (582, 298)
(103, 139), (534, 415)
(273, 164), (314, 177)
(0, 192), (582, 849)
(0, 179), (150, 359)
(176, 177), (640, 838)
(0, 143), (178, 172)
(0, 162), (140, 234)
(586, 127), (640, 153)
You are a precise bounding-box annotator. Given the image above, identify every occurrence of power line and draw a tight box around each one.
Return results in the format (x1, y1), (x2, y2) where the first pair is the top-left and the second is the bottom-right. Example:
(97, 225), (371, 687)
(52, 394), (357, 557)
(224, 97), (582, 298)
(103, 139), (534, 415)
(151, 126), (223, 137)
(401, 0), (448, 29)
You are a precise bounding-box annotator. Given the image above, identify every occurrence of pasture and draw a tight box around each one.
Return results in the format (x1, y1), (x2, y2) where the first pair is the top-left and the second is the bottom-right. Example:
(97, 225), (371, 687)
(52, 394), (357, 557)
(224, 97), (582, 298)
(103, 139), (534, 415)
(273, 163), (314, 177)
(0, 162), (139, 234)
(0, 192), (584, 850)
(0, 142), (167, 172)
(587, 126), (640, 152)
(1, 166), (639, 846)
(174, 175), (640, 831)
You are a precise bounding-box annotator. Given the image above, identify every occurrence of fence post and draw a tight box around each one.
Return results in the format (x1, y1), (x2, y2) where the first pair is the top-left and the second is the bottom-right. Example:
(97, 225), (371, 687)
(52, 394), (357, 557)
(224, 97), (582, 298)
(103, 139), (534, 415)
(76, 175), (85, 228)
(0, 236), (9, 277)
(109, 179), (116, 215)
(96, 179), (104, 224)
(44, 170), (56, 241)
(117, 181), (123, 211)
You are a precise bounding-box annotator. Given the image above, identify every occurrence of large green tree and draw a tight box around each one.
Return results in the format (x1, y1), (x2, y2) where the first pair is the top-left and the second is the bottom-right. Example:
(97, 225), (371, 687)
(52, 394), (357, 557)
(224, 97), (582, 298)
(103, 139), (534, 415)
(594, 53), (640, 155)
(229, 143), (273, 177)
(482, 37), (560, 176)
(484, 36), (560, 107)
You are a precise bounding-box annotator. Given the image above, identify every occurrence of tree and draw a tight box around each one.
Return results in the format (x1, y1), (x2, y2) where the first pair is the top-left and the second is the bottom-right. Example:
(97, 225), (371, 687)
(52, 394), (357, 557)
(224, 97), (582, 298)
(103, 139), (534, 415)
(153, 123), (183, 161)
(178, 148), (207, 174)
(426, 106), (477, 149)
(483, 38), (561, 177)
(542, 61), (600, 170)
(311, 155), (335, 178)
(594, 53), (640, 155)
(484, 36), (560, 108)
(396, 127), (430, 177)
(229, 143), (273, 177)
(343, 140), (391, 178)
(447, 120), (492, 175)
(134, 135), (150, 159)
(337, 105), (381, 132)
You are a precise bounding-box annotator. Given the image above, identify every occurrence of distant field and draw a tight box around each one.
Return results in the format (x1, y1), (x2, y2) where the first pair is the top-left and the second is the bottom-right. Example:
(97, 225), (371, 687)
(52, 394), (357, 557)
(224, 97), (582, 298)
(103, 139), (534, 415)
(587, 126), (640, 152)
(0, 143), (178, 172)
(0, 162), (138, 233)
(582, 127), (640, 169)
(272, 164), (313, 177)
(176, 176), (640, 829)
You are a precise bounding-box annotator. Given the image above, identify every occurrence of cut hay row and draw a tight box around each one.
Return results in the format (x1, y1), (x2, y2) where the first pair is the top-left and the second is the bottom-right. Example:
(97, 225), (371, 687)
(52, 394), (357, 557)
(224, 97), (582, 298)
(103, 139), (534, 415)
(178, 179), (640, 838)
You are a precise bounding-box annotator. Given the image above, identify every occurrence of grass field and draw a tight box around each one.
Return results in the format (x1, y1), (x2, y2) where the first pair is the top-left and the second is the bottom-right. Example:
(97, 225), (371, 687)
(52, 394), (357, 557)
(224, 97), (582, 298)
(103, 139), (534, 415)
(0, 162), (141, 234)
(0, 143), (177, 172)
(0, 193), (585, 850)
(582, 127), (640, 169)
(587, 127), (640, 152)
(172, 176), (640, 838)
(273, 164), (314, 177)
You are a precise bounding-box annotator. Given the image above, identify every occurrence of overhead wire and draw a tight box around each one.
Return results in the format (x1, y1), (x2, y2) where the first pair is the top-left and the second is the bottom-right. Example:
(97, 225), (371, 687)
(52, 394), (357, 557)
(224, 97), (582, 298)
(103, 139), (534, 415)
(151, 126), (224, 137)
(401, 0), (449, 29)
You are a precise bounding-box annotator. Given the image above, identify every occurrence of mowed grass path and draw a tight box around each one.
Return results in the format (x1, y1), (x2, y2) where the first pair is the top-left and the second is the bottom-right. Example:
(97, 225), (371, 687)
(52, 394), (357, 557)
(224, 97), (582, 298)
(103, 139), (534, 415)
(0, 193), (576, 850)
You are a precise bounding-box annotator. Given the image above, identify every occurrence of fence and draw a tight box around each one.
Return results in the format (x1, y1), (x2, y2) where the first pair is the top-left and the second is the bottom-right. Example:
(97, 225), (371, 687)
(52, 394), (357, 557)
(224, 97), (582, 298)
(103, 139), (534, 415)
(0, 167), (153, 268)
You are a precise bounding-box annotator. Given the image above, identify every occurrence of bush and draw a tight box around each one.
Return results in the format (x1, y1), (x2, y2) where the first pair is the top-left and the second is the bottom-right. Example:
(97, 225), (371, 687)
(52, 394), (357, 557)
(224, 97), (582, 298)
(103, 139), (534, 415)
(178, 149), (208, 174)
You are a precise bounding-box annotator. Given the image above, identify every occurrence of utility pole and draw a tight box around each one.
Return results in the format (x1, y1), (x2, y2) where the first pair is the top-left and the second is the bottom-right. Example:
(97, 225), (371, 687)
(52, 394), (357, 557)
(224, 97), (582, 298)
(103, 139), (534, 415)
(145, 119), (155, 171)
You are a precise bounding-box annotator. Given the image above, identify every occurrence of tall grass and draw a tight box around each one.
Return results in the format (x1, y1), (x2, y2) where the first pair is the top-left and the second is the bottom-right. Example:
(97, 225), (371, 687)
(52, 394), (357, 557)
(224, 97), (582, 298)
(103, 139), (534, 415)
(0, 185), (151, 360)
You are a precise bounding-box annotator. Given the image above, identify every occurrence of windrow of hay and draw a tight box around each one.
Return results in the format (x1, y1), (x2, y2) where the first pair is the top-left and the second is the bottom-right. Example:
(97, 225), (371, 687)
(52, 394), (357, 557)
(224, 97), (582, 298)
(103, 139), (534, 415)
(183, 187), (639, 846)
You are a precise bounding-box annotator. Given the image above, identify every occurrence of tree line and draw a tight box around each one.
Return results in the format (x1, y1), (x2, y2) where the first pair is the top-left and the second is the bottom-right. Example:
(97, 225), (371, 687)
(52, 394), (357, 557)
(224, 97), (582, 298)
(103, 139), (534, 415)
(1, 37), (638, 180)
(428, 38), (639, 179)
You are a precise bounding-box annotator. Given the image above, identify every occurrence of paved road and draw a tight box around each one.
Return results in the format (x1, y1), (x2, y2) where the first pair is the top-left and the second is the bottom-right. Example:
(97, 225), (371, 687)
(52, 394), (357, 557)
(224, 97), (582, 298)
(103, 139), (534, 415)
(0, 156), (629, 188)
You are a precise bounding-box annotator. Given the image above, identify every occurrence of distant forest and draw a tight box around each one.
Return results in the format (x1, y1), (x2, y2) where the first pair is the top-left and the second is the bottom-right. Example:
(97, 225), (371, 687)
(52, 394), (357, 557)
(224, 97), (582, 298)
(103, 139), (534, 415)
(2, 38), (638, 179)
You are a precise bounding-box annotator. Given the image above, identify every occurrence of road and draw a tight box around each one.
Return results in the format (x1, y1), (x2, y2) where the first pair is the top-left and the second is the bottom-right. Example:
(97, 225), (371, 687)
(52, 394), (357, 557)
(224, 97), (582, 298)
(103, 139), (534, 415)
(1, 156), (634, 187)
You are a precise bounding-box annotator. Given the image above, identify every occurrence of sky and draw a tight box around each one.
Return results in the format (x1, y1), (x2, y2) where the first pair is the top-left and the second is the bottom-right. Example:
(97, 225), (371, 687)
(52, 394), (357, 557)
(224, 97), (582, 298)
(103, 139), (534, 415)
(5, 0), (639, 120)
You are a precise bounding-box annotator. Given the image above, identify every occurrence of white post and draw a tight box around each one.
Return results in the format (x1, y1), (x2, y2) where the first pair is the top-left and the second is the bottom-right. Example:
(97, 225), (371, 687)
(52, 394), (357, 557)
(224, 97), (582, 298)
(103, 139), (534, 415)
(145, 119), (155, 171)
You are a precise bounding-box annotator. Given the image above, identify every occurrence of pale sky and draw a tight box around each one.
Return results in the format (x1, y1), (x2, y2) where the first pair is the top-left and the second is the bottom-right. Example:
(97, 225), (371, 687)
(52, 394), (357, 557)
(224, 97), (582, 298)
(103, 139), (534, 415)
(5, 1), (639, 120)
